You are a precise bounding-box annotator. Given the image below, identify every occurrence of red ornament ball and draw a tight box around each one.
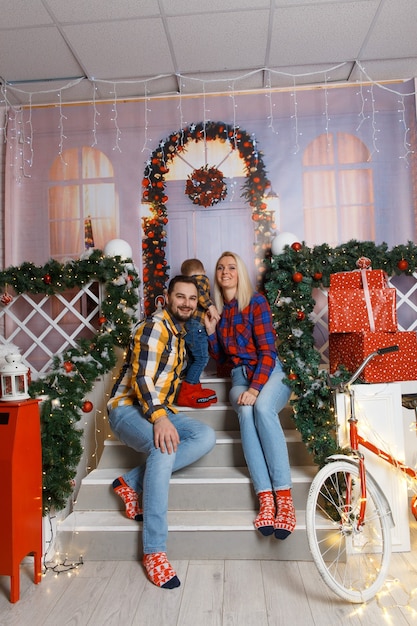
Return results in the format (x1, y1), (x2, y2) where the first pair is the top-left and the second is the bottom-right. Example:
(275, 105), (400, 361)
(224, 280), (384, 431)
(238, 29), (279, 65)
(0, 292), (13, 305)
(63, 360), (73, 373)
(43, 274), (52, 284)
(296, 310), (305, 321)
(288, 373), (298, 381)
(292, 272), (303, 283)
(82, 401), (94, 413)
(397, 259), (409, 271)
(291, 242), (302, 251)
(98, 316), (107, 326)
(313, 272), (323, 281)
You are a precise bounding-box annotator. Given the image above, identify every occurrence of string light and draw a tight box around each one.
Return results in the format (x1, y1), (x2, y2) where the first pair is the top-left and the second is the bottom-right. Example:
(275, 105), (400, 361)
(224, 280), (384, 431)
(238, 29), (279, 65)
(58, 90), (67, 165)
(291, 76), (300, 154)
(398, 94), (413, 165)
(1, 64), (416, 169)
(91, 80), (100, 148)
(265, 69), (278, 135)
(141, 81), (151, 154)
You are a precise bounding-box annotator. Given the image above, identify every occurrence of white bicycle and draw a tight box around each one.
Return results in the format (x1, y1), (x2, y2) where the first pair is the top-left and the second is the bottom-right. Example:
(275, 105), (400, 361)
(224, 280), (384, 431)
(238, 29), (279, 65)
(306, 345), (417, 603)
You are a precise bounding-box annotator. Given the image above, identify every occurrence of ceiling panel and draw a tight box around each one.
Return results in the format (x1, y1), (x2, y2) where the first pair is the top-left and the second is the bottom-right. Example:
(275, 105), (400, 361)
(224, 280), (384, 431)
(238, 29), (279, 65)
(62, 18), (175, 80)
(167, 10), (270, 74)
(0, 0), (416, 106)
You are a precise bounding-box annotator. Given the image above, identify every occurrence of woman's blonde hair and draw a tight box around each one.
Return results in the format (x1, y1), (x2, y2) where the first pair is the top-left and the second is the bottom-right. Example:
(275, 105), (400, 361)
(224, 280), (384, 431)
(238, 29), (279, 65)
(213, 251), (254, 313)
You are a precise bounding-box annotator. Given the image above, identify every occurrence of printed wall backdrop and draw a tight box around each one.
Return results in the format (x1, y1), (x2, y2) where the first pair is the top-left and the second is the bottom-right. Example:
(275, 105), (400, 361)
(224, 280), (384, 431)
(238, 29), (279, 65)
(5, 79), (417, 306)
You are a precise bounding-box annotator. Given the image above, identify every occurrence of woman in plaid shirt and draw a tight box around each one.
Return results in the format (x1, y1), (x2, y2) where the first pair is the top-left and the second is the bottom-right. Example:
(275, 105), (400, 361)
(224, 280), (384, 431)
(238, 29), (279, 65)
(205, 251), (295, 540)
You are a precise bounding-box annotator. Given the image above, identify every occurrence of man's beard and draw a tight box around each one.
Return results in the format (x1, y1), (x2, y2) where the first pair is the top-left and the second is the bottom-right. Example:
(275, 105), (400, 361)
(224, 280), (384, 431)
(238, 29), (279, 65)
(169, 306), (194, 323)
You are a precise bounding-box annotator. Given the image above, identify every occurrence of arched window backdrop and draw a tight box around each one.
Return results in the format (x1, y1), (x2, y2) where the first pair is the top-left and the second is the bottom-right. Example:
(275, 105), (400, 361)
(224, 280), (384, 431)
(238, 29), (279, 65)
(48, 147), (119, 260)
(303, 132), (374, 247)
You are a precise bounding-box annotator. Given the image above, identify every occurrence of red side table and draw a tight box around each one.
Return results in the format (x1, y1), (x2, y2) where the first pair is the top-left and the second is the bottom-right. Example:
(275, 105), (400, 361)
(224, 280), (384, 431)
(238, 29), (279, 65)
(0, 399), (42, 602)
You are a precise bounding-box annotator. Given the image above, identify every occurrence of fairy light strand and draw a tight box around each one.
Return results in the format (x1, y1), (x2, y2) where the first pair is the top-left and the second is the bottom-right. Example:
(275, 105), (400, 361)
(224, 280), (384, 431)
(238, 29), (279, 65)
(265, 69), (278, 135)
(58, 90), (68, 165)
(291, 76), (300, 154)
(141, 81), (151, 154)
(110, 83), (122, 152)
(91, 80), (100, 148)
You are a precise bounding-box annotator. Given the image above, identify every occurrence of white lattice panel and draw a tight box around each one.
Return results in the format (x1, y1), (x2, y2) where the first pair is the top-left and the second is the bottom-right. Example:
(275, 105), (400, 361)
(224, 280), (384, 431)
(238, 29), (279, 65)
(1, 274), (416, 378)
(0, 282), (102, 378)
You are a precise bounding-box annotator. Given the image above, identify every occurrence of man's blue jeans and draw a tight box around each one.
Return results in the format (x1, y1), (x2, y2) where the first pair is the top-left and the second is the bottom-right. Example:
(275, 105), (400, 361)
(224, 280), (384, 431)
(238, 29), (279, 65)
(229, 360), (292, 494)
(108, 405), (216, 553)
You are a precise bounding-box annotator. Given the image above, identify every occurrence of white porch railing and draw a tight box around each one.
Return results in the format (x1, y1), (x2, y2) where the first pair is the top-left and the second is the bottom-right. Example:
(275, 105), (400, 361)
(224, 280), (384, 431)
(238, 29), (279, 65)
(1, 274), (416, 379)
(0, 282), (102, 378)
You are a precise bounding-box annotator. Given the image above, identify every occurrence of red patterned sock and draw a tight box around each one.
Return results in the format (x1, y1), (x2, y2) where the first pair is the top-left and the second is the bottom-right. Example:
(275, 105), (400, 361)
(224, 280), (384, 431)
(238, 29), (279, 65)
(274, 489), (296, 540)
(112, 477), (143, 521)
(143, 552), (180, 589)
(254, 490), (276, 536)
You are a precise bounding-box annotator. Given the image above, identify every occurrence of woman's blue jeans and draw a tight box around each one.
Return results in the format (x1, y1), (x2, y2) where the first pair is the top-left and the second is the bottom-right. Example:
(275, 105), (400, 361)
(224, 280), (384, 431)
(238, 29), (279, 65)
(229, 360), (292, 494)
(108, 405), (216, 554)
(183, 318), (209, 384)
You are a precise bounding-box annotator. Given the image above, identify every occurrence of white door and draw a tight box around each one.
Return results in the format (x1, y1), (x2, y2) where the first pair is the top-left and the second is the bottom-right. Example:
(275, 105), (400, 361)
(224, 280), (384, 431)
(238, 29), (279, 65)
(166, 181), (257, 287)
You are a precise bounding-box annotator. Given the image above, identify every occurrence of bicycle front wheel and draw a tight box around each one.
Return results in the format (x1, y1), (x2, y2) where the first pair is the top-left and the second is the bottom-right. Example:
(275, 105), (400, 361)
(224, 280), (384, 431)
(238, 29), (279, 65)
(306, 460), (392, 603)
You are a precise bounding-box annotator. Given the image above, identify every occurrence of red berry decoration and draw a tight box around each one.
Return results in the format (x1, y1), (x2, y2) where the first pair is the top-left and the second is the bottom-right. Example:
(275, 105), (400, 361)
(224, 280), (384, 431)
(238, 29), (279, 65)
(98, 316), (107, 326)
(82, 401), (94, 413)
(296, 310), (305, 321)
(0, 292), (13, 305)
(397, 259), (409, 271)
(292, 272), (303, 283)
(291, 242), (302, 251)
(288, 373), (298, 380)
(313, 272), (323, 281)
(63, 360), (73, 373)
(43, 274), (52, 284)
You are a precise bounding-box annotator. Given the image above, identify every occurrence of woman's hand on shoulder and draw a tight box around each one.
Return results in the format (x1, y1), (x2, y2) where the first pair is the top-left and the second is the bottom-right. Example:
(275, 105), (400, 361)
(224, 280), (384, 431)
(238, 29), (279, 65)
(204, 309), (218, 335)
(207, 304), (220, 323)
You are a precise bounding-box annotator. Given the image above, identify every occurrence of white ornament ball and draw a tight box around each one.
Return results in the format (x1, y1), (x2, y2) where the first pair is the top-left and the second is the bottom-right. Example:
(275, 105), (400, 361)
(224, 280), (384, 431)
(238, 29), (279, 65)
(271, 232), (299, 256)
(103, 239), (133, 260)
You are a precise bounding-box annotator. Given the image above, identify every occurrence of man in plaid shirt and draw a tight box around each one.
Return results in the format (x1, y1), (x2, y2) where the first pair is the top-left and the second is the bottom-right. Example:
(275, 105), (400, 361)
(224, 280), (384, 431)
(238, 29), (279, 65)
(107, 275), (216, 589)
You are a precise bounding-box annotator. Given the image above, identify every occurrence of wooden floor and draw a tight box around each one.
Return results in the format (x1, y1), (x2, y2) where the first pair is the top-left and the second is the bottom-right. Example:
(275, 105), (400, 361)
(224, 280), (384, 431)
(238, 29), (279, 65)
(2, 521), (417, 626)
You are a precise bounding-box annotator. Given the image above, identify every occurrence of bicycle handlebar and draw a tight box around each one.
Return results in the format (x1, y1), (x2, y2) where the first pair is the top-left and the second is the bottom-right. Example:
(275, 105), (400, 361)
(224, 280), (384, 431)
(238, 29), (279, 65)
(334, 344), (399, 391)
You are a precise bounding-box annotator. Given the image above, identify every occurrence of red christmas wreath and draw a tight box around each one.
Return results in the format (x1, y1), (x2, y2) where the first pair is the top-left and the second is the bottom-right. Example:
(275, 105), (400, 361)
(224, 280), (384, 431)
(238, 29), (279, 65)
(185, 165), (227, 207)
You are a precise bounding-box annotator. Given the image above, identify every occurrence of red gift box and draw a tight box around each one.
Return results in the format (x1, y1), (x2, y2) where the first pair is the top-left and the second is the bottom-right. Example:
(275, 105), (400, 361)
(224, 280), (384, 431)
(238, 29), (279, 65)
(329, 331), (417, 382)
(328, 288), (397, 333)
(330, 269), (388, 290)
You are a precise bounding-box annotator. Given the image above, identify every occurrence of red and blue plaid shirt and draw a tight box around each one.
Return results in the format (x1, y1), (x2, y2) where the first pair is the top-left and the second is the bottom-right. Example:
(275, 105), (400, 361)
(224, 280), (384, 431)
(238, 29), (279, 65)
(208, 293), (277, 391)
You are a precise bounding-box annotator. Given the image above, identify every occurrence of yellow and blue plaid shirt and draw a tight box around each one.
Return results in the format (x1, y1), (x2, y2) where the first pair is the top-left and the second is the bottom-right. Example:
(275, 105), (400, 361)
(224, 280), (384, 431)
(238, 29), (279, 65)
(107, 307), (186, 423)
(192, 273), (214, 324)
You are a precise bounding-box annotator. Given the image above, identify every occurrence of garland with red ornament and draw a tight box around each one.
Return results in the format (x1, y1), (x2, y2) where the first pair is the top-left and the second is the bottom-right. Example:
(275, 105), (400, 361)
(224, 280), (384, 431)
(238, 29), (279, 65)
(0, 250), (140, 513)
(264, 237), (417, 467)
(141, 120), (275, 314)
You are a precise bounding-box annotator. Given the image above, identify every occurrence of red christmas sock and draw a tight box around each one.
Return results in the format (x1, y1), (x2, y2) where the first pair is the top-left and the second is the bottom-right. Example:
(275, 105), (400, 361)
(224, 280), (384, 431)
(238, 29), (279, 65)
(112, 476), (143, 521)
(254, 490), (275, 536)
(274, 489), (296, 540)
(143, 552), (180, 589)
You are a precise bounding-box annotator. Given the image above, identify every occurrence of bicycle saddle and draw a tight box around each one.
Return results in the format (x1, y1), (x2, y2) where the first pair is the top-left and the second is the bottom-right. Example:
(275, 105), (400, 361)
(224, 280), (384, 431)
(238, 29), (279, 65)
(401, 393), (417, 409)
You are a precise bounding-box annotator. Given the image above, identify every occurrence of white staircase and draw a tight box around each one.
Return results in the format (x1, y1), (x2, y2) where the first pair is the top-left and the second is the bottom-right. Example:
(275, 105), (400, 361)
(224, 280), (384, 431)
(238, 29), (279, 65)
(56, 376), (317, 561)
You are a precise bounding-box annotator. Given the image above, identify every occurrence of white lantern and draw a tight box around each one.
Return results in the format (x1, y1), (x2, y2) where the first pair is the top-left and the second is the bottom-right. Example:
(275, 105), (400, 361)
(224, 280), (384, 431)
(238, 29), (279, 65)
(271, 232), (299, 256)
(103, 239), (133, 260)
(0, 354), (30, 401)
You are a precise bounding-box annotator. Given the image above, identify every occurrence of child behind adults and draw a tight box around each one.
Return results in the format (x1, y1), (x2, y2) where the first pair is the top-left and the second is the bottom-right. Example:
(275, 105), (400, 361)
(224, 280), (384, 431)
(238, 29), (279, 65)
(204, 251), (296, 540)
(175, 258), (220, 409)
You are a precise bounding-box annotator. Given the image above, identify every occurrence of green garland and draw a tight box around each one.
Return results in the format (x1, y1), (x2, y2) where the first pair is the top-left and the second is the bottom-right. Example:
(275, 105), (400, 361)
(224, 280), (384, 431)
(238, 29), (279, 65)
(141, 120), (272, 315)
(0, 249), (140, 513)
(264, 238), (417, 467)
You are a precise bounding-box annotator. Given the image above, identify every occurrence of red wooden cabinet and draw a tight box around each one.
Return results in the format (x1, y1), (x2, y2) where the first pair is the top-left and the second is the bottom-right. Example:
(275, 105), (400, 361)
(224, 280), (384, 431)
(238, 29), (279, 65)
(0, 399), (42, 602)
